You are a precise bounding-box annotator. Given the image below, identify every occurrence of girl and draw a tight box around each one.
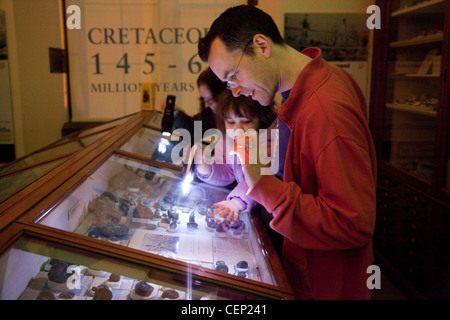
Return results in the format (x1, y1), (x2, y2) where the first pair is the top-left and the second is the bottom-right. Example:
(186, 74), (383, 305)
(195, 90), (277, 221)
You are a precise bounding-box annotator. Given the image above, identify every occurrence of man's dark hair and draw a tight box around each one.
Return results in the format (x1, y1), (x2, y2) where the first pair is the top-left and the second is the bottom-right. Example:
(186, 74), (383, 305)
(198, 5), (284, 62)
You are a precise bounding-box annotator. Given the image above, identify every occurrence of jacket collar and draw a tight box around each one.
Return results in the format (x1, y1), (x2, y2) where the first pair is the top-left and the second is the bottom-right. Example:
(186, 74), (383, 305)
(278, 47), (330, 127)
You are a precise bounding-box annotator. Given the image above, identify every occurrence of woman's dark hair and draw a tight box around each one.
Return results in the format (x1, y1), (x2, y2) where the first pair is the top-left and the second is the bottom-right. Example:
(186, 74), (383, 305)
(198, 5), (284, 62)
(197, 67), (227, 111)
(215, 90), (277, 134)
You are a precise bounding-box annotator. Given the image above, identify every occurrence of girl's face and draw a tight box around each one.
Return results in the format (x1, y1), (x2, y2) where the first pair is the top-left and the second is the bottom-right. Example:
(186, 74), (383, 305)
(224, 107), (259, 139)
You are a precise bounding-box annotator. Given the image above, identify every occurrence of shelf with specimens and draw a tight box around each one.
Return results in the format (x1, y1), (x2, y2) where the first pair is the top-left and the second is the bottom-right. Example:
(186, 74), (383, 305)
(0, 235), (278, 300)
(382, 0), (446, 182)
(368, 0), (450, 299)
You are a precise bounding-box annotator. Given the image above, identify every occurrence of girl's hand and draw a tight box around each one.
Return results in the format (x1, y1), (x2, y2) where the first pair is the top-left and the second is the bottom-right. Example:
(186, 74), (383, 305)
(213, 199), (242, 222)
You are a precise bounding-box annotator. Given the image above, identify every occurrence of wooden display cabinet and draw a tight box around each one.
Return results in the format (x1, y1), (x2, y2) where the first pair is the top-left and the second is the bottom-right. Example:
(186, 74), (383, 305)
(370, 0), (450, 299)
(0, 111), (294, 300)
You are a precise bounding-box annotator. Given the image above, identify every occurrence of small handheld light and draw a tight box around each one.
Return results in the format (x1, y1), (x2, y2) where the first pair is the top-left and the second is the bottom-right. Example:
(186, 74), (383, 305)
(161, 95), (176, 136)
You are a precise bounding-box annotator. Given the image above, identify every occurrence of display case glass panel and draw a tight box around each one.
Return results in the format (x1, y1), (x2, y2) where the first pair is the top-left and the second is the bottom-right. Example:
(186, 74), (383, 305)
(0, 157), (69, 203)
(37, 154), (276, 286)
(0, 129), (119, 177)
(58, 114), (134, 144)
(145, 111), (163, 129)
(119, 127), (185, 166)
(382, 0), (445, 182)
(0, 235), (276, 300)
(0, 114), (136, 177)
(73, 115), (131, 137)
(0, 141), (82, 176)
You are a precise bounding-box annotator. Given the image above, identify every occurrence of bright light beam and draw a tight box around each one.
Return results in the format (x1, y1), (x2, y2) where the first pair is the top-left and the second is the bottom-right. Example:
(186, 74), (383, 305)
(181, 144), (198, 194)
(182, 172), (194, 194)
(158, 137), (170, 153)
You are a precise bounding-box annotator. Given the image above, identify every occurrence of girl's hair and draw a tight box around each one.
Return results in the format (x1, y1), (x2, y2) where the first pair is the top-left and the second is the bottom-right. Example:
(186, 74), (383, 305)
(197, 67), (227, 111)
(215, 90), (277, 134)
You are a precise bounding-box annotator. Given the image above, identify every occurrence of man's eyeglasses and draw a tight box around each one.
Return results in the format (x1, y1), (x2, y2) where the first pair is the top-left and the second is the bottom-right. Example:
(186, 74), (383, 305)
(227, 40), (252, 90)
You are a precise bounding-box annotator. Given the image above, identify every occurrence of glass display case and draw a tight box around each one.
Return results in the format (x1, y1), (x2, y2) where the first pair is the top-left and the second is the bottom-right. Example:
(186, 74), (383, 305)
(119, 127), (185, 167)
(0, 142), (81, 176)
(0, 114), (133, 176)
(36, 154), (277, 286)
(145, 111), (163, 130)
(0, 232), (282, 300)
(0, 157), (69, 203)
(1, 111), (292, 300)
(0, 114), (137, 204)
(119, 111), (215, 168)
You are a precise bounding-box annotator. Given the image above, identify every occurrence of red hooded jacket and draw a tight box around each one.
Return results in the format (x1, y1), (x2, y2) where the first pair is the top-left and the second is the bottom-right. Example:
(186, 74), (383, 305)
(248, 48), (377, 299)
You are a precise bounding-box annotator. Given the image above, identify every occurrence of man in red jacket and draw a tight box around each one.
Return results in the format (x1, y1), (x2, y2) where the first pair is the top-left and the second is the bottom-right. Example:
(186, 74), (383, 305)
(198, 5), (377, 299)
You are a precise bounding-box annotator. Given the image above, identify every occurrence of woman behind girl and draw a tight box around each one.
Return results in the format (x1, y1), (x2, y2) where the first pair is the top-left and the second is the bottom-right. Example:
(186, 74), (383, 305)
(195, 90), (277, 221)
(170, 67), (227, 145)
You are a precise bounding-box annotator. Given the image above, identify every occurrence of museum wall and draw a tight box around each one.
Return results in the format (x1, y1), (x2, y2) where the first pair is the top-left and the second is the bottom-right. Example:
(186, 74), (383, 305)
(0, 0), (374, 159)
(0, 0), (67, 158)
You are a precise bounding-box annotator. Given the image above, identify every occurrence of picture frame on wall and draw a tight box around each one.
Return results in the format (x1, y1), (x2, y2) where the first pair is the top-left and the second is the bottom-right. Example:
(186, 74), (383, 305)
(284, 13), (370, 101)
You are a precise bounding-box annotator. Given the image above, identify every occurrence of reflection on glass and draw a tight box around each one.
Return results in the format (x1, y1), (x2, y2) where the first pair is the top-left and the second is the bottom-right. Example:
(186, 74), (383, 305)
(0, 158), (67, 203)
(381, 0), (444, 182)
(76, 116), (130, 137)
(0, 141), (83, 176)
(146, 111), (163, 129)
(0, 114), (133, 176)
(38, 155), (275, 286)
(120, 127), (185, 165)
(382, 109), (436, 181)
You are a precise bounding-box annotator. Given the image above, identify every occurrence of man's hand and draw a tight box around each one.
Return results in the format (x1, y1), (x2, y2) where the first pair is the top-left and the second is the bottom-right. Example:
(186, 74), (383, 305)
(230, 133), (263, 189)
